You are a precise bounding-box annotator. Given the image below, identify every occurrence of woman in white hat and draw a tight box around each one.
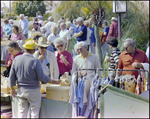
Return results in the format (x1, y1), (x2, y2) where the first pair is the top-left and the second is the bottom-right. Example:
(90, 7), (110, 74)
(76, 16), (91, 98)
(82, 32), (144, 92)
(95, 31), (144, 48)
(38, 15), (44, 26)
(33, 37), (59, 80)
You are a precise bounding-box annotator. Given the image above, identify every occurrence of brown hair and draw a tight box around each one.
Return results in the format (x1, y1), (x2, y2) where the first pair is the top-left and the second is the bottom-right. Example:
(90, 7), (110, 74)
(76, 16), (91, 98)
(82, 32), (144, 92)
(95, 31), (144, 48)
(12, 25), (19, 32)
(3, 19), (9, 24)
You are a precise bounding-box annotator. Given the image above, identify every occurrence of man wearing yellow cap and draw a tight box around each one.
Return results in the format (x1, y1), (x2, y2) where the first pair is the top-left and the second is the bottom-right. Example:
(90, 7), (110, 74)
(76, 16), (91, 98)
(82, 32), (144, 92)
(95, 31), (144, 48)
(9, 39), (51, 118)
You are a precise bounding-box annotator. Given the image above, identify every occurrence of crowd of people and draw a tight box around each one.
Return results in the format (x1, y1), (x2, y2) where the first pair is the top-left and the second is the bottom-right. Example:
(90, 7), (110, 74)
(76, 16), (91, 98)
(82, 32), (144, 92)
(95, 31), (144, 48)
(1, 14), (149, 118)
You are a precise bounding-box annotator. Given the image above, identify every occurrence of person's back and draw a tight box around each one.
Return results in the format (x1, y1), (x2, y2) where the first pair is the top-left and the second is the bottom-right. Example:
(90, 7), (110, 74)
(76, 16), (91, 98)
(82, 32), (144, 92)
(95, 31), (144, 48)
(44, 21), (57, 34)
(10, 54), (48, 89)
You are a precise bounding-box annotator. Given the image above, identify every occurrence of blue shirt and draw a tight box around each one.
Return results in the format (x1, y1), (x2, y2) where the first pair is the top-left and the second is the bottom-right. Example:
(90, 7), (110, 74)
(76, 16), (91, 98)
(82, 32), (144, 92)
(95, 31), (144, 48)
(103, 26), (109, 36)
(47, 44), (54, 53)
(4, 23), (12, 36)
(76, 24), (87, 42)
(89, 27), (96, 43)
(69, 23), (77, 36)
(19, 18), (29, 34)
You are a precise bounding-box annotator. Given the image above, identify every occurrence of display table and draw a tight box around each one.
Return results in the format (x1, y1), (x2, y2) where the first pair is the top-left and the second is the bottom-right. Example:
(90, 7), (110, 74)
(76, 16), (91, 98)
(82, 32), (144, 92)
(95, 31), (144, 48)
(11, 94), (72, 118)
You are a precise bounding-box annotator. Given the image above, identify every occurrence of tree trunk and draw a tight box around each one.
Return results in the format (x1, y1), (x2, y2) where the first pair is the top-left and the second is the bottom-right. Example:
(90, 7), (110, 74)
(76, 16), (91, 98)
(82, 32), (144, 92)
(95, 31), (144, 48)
(95, 26), (103, 68)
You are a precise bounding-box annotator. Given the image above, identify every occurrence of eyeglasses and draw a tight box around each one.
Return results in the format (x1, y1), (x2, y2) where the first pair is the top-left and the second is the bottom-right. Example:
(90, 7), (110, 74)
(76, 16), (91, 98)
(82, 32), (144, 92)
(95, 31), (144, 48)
(77, 47), (83, 51)
(40, 47), (47, 49)
(56, 44), (63, 48)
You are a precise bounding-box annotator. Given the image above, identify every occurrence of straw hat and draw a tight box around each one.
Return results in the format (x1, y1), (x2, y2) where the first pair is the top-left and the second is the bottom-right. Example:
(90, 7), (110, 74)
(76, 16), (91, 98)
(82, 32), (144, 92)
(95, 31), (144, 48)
(22, 39), (38, 49)
(37, 37), (51, 47)
(111, 17), (117, 21)
(31, 31), (42, 39)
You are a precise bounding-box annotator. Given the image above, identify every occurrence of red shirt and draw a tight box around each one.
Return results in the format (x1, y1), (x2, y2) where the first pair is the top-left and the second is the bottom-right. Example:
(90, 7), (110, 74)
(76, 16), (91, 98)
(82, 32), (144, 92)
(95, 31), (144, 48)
(54, 50), (73, 75)
(118, 48), (149, 78)
(5, 51), (23, 68)
(106, 21), (123, 41)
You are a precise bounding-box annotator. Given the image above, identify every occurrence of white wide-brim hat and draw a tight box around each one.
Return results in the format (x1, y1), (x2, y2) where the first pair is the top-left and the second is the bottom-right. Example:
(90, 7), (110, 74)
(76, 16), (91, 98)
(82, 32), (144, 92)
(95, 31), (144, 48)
(111, 17), (117, 21)
(37, 37), (50, 47)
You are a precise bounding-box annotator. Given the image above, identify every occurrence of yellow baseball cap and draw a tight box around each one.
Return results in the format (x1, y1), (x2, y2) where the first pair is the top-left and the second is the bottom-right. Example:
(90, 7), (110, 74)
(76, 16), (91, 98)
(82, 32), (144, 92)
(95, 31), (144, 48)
(22, 39), (38, 49)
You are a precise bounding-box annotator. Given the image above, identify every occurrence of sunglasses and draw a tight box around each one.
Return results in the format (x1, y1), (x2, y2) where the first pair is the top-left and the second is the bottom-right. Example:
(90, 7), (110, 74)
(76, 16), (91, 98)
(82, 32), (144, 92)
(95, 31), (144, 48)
(56, 44), (63, 48)
(40, 47), (47, 49)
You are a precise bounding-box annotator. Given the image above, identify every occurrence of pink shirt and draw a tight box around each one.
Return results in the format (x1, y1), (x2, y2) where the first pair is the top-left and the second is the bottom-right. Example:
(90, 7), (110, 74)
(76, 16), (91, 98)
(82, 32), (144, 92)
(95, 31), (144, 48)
(11, 33), (24, 42)
(54, 50), (73, 75)
(5, 51), (23, 68)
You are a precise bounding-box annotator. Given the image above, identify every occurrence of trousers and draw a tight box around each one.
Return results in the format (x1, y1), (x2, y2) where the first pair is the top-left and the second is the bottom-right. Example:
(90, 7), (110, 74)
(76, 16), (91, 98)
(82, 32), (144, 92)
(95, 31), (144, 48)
(17, 87), (41, 118)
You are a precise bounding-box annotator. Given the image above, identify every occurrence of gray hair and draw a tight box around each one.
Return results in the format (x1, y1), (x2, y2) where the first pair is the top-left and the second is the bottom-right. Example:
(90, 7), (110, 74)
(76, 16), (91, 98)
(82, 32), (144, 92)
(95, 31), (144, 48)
(9, 19), (14, 24)
(6, 41), (21, 50)
(48, 16), (54, 21)
(54, 37), (66, 46)
(60, 22), (66, 28)
(40, 27), (46, 32)
(76, 17), (83, 23)
(124, 38), (135, 46)
(50, 26), (58, 32)
(20, 14), (24, 17)
(66, 21), (71, 28)
(77, 41), (87, 48)
(66, 18), (71, 21)
(102, 20), (108, 26)
(58, 20), (64, 24)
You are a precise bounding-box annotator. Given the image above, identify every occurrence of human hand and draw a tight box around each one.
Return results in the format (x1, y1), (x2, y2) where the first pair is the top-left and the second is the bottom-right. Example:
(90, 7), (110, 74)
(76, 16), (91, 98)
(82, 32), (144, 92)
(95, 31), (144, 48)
(7, 60), (11, 67)
(73, 33), (78, 37)
(60, 54), (66, 61)
(50, 79), (61, 84)
(10, 88), (17, 98)
(38, 55), (45, 61)
(132, 62), (143, 69)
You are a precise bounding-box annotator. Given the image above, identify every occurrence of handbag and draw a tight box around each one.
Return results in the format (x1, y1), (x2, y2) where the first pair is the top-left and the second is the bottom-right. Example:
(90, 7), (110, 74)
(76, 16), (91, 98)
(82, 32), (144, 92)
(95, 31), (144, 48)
(2, 53), (11, 77)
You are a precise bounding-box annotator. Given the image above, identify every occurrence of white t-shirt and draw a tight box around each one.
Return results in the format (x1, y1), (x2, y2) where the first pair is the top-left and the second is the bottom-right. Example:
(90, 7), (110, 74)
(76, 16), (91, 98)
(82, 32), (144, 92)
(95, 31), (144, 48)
(44, 21), (57, 34)
(38, 20), (44, 26)
(59, 29), (71, 43)
(86, 28), (91, 45)
(47, 33), (60, 43)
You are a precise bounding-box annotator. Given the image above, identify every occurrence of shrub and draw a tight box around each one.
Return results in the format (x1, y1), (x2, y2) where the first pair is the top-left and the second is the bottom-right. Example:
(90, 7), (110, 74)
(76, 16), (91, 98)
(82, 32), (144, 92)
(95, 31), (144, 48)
(43, 13), (52, 21)
(29, 25), (32, 30)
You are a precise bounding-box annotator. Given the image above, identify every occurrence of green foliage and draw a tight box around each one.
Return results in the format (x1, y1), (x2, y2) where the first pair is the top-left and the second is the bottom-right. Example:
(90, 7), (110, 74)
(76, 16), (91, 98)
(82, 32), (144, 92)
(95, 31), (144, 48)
(12, 1), (46, 17)
(26, 17), (34, 22)
(1, 13), (4, 18)
(29, 25), (32, 30)
(4, 13), (17, 20)
(43, 13), (52, 21)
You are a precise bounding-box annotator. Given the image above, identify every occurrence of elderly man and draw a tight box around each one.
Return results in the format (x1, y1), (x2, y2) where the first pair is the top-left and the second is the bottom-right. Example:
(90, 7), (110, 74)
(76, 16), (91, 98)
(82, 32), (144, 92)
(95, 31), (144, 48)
(9, 39), (50, 118)
(118, 38), (149, 79)
(59, 22), (71, 51)
(38, 15), (44, 26)
(33, 37), (59, 79)
(106, 17), (123, 41)
(44, 16), (57, 34)
(40, 27), (50, 37)
(74, 17), (87, 42)
(19, 14), (29, 39)
(72, 41), (101, 75)
(66, 18), (77, 36)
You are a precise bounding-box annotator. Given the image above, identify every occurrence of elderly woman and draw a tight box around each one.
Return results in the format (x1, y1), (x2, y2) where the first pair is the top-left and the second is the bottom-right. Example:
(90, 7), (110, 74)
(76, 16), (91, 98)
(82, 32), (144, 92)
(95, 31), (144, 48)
(33, 37), (59, 80)
(40, 27), (50, 38)
(47, 26), (60, 51)
(5, 41), (23, 68)
(10, 25), (24, 42)
(3, 19), (12, 36)
(84, 20), (91, 51)
(54, 37), (73, 78)
(66, 21), (71, 30)
(9, 19), (14, 26)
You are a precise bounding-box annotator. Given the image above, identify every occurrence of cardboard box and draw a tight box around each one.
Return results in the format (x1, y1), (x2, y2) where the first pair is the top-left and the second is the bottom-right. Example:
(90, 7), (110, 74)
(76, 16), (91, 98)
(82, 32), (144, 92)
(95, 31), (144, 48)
(46, 85), (70, 102)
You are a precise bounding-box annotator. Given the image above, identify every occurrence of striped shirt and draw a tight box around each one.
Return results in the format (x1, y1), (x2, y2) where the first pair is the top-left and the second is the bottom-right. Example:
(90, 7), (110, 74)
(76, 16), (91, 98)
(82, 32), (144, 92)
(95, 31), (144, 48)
(109, 48), (121, 69)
